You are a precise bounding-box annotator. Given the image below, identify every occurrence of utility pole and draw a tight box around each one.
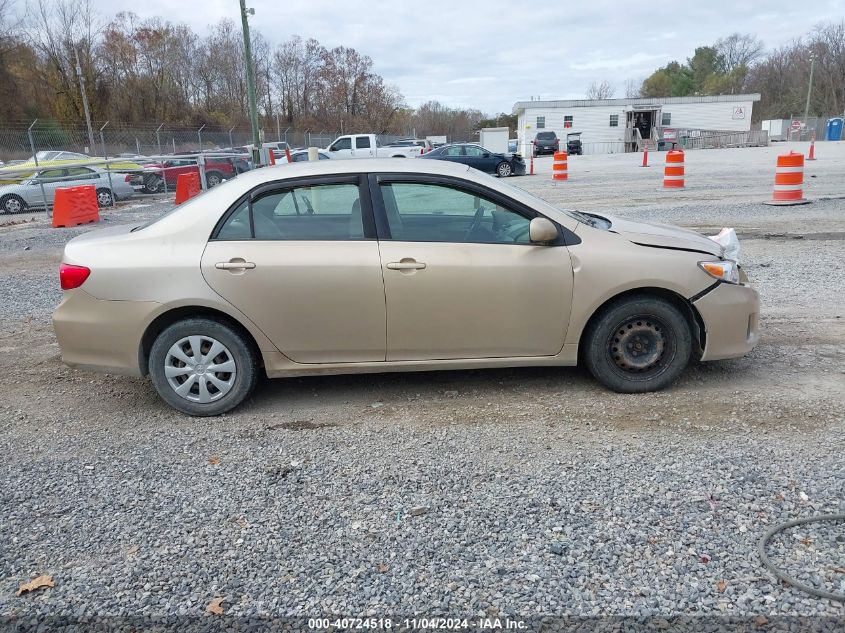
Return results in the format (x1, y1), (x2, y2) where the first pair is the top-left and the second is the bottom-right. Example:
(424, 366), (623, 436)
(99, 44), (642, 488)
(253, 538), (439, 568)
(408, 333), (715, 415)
(73, 46), (96, 152)
(239, 0), (261, 154)
(803, 54), (816, 127)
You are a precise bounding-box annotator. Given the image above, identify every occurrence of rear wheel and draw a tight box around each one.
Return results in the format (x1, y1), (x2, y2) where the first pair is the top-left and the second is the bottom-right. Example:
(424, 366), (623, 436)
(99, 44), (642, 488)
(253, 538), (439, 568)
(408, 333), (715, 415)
(143, 174), (164, 194)
(583, 296), (692, 393)
(148, 318), (258, 416)
(205, 171), (223, 187)
(496, 161), (513, 177)
(95, 188), (114, 207)
(0, 194), (26, 214)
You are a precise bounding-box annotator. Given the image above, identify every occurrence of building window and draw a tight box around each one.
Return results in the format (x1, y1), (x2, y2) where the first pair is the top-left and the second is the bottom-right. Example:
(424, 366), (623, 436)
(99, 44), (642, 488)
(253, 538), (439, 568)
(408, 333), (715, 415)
(661, 112), (671, 126)
(609, 114), (619, 127)
(564, 115), (573, 128)
(536, 116), (545, 129)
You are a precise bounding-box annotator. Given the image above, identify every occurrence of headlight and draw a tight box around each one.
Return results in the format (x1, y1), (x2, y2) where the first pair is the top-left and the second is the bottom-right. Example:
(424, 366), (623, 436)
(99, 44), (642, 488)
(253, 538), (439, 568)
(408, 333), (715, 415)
(698, 260), (739, 284)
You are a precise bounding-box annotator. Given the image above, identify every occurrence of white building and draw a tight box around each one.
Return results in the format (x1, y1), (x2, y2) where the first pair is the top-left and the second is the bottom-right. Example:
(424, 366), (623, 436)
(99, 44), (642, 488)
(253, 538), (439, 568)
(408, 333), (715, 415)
(513, 94), (761, 155)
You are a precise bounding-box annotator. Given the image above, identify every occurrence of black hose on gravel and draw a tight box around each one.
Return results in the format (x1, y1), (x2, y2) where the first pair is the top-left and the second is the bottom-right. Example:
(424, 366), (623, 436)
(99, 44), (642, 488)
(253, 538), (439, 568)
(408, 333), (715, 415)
(759, 514), (845, 602)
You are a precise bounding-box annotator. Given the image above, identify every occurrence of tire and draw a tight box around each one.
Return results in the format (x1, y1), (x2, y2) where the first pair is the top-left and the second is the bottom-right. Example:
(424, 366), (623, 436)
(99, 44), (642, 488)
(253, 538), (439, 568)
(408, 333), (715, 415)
(205, 172), (223, 187)
(95, 188), (114, 207)
(390, 155), (407, 158)
(0, 194), (26, 214)
(148, 318), (259, 416)
(583, 295), (692, 393)
(496, 161), (513, 177)
(143, 174), (164, 194)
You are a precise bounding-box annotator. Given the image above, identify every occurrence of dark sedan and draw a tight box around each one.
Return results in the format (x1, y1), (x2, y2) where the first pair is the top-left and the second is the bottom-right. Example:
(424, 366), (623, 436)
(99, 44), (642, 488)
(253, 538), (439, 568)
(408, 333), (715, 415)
(418, 143), (525, 177)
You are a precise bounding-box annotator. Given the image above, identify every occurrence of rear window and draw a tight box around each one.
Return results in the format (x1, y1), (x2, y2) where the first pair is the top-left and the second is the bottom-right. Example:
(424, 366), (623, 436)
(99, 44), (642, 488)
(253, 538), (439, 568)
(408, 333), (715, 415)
(536, 132), (556, 140)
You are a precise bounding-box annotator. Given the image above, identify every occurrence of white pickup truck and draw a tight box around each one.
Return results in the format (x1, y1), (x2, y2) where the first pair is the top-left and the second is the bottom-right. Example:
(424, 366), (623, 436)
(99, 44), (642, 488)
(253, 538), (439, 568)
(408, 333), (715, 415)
(325, 134), (423, 159)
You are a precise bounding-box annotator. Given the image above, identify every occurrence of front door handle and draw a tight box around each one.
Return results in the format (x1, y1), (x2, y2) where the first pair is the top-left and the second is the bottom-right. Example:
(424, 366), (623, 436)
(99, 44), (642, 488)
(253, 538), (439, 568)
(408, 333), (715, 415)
(215, 261), (256, 270)
(387, 261), (426, 270)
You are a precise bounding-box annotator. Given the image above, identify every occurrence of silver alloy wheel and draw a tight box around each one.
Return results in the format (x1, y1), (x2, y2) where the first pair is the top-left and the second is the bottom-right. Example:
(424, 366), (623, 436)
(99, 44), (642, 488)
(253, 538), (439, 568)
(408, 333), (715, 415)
(97, 190), (113, 206)
(164, 335), (237, 403)
(206, 173), (222, 186)
(2, 196), (23, 213)
(497, 162), (512, 177)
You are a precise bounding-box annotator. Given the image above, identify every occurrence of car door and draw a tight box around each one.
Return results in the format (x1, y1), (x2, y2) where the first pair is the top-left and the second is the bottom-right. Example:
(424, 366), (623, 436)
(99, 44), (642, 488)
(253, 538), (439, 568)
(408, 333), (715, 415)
(371, 175), (574, 361)
(440, 145), (466, 165)
(201, 174), (386, 364)
(354, 135), (375, 158)
(463, 145), (497, 172)
(328, 137), (353, 159)
(29, 168), (68, 207)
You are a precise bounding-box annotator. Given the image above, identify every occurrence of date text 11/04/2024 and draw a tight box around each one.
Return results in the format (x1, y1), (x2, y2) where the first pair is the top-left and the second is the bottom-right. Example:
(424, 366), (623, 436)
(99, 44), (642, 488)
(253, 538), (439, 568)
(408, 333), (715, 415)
(308, 618), (528, 630)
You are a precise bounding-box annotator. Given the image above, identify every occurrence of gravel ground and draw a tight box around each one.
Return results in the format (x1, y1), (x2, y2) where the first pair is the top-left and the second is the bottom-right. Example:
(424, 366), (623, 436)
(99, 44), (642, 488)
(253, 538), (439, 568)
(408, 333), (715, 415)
(1, 148), (844, 629)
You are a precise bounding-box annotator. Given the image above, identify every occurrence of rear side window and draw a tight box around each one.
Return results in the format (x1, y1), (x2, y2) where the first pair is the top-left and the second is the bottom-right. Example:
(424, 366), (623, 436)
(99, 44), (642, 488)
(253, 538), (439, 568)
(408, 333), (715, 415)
(356, 136), (371, 149)
(216, 183), (365, 241)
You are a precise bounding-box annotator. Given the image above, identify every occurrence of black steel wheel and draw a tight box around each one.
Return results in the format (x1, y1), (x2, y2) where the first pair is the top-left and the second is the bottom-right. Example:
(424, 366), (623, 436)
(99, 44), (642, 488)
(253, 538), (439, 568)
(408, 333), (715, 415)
(584, 295), (692, 393)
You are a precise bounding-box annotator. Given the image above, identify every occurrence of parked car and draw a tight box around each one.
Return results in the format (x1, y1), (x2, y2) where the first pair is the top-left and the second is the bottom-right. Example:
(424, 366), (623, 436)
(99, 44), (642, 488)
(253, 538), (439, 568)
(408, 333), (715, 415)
(285, 150), (332, 162)
(419, 143), (526, 177)
(139, 155), (250, 193)
(567, 132), (583, 155)
(52, 158), (759, 416)
(533, 131), (559, 156)
(0, 151), (143, 184)
(325, 134), (423, 159)
(387, 138), (433, 153)
(0, 166), (134, 213)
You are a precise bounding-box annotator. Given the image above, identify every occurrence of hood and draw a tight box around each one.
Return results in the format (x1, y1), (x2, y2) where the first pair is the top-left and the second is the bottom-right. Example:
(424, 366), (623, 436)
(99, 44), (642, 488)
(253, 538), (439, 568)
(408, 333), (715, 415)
(597, 214), (723, 257)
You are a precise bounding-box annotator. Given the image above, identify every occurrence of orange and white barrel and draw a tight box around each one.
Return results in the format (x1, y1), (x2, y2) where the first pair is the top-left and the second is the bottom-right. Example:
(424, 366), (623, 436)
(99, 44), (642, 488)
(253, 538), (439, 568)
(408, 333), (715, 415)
(663, 150), (685, 188)
(765, 151), (809, 205)
(552, 151), (568, 181)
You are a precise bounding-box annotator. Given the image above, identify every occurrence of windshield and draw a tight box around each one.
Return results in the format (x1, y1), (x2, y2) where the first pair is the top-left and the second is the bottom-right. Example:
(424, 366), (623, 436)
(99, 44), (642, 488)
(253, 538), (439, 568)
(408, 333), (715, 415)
(536, 132), (556, 140)
(494, 178), (596, 226)
(33, 151), (60, 161)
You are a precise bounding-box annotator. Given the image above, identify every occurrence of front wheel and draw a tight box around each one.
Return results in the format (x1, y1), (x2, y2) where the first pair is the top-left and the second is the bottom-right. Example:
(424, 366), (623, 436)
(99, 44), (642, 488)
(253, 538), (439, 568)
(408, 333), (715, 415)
(1, 194), (26, 214)
(95, 188), (114, 207)
(583, 296), (692, 393)
(496, 161), (513, 177)
(148, 318), (258, 416)
(205, 172), (223, 187)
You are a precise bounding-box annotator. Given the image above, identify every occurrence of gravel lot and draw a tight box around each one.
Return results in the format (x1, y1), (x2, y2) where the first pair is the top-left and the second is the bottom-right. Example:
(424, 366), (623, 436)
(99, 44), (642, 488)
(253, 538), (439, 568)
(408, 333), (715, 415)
(1, 145), (843, 629)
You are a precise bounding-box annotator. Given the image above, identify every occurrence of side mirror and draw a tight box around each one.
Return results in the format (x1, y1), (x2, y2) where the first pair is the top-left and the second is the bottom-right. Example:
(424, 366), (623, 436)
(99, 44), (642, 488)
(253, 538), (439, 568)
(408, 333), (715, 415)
(329, 146), (338, 152)
(529, 217), (558, 243)
(483, 152), (490, 158)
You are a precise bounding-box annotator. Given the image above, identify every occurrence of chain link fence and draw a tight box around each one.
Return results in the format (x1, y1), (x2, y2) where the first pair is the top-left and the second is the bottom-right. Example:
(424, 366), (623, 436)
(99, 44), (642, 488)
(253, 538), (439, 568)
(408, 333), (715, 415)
(0, 121), (478, 163)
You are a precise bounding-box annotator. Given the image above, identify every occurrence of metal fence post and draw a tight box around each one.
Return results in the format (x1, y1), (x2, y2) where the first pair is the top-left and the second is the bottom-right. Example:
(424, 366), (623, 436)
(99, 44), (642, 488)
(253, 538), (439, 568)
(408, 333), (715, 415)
(99, 121), (109, 158)
(29, 119), (50, 217)
(156, 123), (164, 155)
(197, 124), (206, 151)
(228, 126), (235, 149)
(105, 160), (115, 208)
(284, 127), (289, 146)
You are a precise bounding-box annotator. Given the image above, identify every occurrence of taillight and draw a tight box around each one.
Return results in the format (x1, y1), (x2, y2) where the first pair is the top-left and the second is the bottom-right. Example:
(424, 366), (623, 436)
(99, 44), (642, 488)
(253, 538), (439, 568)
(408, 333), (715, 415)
(125, 174), (132, 182)
(59, 263), (90, 290)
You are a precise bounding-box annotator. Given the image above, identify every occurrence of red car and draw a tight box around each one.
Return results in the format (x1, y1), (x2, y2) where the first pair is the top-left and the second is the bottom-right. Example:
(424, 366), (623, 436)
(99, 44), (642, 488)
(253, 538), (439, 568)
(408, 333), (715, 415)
(139, 155), (251, 193)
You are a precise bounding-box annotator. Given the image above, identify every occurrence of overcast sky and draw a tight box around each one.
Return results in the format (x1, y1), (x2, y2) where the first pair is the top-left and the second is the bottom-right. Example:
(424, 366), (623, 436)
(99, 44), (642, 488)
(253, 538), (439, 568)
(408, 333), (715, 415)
(105, 0), (840, 114)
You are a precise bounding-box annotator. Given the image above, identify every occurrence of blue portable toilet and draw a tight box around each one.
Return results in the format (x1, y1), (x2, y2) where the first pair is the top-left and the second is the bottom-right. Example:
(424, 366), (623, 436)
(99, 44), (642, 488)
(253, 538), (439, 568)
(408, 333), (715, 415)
(826, 117), (843, 141)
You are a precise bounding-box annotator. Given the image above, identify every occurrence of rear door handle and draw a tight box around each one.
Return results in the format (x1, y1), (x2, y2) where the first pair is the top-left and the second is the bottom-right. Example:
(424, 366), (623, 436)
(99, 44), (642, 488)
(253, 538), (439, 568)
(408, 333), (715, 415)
(215, 261), (256, 270)
(387, 261), (426, 270)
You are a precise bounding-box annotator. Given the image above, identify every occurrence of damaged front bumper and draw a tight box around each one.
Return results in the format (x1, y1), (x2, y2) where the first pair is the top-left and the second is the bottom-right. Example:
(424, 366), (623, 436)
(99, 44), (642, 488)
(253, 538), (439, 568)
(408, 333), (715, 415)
(692, 279), (760, 361)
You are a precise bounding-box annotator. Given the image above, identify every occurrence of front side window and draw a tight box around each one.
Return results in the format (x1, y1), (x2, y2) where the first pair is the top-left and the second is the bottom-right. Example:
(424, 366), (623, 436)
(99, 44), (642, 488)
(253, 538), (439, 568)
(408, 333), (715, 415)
(331, 137), (352, 151)
(380, 182), (533, 245)
(66, 167), (95, 178)
(463, 146), (485, 157)
(217, 183), (364, 241)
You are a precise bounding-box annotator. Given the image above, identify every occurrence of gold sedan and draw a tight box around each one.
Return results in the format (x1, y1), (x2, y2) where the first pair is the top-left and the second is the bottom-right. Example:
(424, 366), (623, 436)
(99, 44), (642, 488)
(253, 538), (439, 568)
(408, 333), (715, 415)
(53, 159), (759, 415)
